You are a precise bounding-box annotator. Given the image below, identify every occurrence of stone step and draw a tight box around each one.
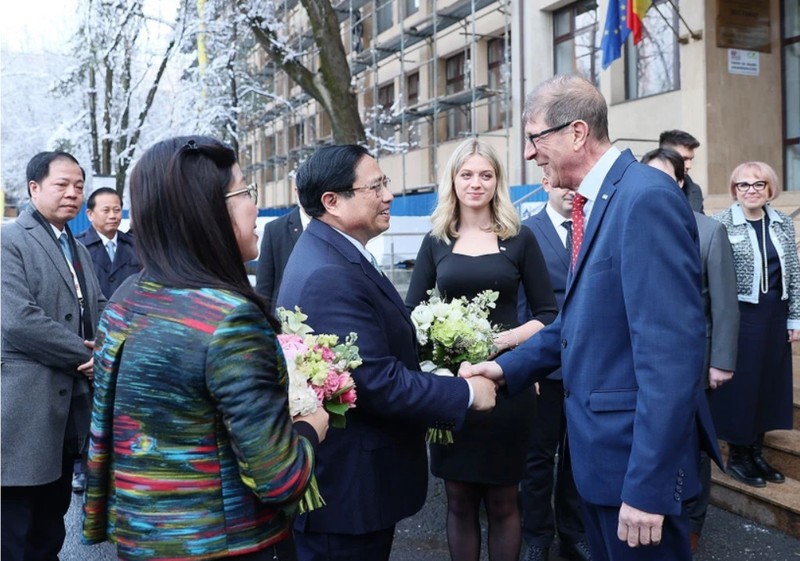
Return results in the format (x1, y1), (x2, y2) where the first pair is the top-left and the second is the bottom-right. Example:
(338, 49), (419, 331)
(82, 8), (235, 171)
(710, 463), (800, 539)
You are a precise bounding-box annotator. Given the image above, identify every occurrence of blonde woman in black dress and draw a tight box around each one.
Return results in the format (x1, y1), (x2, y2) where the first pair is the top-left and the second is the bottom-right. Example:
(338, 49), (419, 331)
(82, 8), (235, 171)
(406, 138), (557, 561)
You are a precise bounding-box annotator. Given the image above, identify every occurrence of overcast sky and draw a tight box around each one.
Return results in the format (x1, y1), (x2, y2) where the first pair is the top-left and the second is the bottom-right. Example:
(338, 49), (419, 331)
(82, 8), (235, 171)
(1, 0), (78, 54)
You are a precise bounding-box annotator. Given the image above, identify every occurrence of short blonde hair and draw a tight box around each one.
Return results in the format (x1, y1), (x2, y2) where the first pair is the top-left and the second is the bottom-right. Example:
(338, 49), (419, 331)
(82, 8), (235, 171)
(729, 161), (780, 201)
(430, 138), (520, 243)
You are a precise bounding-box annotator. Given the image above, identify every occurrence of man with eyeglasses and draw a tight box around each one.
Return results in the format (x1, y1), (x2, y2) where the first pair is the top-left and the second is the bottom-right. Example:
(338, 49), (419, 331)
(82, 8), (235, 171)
(462, 75), (721, 561)
(659, 130), (704, 214)
(277, 144), (497, 561)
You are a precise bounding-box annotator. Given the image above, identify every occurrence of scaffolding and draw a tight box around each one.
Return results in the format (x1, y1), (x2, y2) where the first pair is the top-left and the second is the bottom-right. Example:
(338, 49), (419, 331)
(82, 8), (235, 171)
(243, 0), (513, 209)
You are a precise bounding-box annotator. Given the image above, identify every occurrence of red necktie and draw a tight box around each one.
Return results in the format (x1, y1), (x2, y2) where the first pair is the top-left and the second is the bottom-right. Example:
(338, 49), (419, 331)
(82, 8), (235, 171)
(571, 193), (587, 269)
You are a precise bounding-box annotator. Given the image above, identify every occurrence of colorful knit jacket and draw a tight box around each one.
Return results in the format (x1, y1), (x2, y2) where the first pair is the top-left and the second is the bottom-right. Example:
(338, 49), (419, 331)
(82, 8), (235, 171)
(82, 278), (316, 560)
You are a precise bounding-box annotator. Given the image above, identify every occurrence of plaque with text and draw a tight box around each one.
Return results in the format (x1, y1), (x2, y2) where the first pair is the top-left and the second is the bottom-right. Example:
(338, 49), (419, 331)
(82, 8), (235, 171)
(716, 0), (771, 53)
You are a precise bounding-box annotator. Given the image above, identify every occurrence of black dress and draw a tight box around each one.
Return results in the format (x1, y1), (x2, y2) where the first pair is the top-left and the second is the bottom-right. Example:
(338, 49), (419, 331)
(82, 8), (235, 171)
(406, 228), (557, 484)
(709, 215), (794, 444)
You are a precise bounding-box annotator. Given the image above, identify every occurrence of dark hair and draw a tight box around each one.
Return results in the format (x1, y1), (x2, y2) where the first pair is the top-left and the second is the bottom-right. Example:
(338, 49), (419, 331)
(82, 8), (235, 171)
(25, 151), (85, 195)
(659, 129), (700, 150)
(87, 187), (121, 210)
(641, 147), (686, 184)
(295, 144), (371, 217)
(129, 136), (276, 328)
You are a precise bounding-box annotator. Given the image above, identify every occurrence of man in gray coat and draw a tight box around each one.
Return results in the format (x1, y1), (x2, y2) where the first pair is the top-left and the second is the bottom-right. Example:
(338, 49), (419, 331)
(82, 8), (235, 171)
(1, 151), (106, 560)
(642, 147), (739, 552)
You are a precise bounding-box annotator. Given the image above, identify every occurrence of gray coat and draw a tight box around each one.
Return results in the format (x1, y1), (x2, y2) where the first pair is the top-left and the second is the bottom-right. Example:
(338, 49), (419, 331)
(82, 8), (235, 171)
(695, 212), (739, 381)
(1, 208), (106, 486)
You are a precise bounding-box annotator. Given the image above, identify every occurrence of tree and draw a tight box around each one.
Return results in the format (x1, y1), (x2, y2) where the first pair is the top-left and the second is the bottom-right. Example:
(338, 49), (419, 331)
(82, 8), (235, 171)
(237, 0), (366, 144)
(57, 0), (187, 196)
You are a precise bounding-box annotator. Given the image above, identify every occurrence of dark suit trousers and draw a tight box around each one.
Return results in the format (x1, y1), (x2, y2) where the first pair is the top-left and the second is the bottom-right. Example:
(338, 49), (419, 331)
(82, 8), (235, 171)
(685, 450), (711, 534)
(294, 526), (395, 561)
(520, 379), (585, 547)
(1, 451), (73, 561)
(580, 501), (691, 561)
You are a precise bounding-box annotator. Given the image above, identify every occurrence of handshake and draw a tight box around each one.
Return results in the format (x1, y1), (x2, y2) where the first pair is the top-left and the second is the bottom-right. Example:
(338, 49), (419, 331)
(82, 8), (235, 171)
(460, 360), (506, 411)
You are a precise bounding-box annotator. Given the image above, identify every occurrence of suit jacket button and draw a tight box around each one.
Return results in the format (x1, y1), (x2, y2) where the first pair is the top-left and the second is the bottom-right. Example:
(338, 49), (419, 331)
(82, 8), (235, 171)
(561, 339), (567, 348)
(563, 388), (570, 398)
(674, 493), (681, 501)
(58, 389), (68, 396)
(678, 468), (685, 477)
(65, 313), (73, 321)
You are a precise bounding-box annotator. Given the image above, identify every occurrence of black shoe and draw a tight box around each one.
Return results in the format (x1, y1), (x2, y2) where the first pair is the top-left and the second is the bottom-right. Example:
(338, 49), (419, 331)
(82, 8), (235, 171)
(726, 444), (766, 487)
(560, 539), (592, 561)
(522, 545), (549, 561)
(751, 436), (785, 483)
(71, 472), (86, 494)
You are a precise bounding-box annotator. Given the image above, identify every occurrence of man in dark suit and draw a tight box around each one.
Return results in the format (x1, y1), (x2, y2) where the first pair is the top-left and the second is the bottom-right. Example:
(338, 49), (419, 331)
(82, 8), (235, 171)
(641, 147), (739, 552)
(277, 144), (497, 561)
(76, 187), (141, 299)
(519, 176), (590, 561)
(463, 75), (720, 561)
(1, 151), (106, 560)
(255, 205), (304, 312)
(659, 130), (704, 214)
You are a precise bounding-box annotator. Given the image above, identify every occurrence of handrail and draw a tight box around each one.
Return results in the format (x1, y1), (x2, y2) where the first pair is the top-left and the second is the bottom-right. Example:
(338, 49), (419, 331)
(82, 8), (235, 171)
(513, 184), (544, 206)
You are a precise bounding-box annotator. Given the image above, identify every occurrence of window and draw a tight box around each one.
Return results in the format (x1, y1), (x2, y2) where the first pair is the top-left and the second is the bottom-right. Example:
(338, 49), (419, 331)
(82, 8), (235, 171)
(624, 0), (680, 99)
(784, 0), (800, 190)
(487, 36), (510, 130)
(404, 0), (418, 17)
(378, 83), (395, 112)
(553, 1), (601, 86)
(376, 0), (393, 34)
(407, 72), (419, 106)
(446, 51), (470, 140)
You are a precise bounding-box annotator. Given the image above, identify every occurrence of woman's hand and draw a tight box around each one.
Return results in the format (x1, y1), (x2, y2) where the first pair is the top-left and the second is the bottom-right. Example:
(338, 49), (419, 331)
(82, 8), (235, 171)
(492, 328), (519, 353)
(294, 407), (330, 443)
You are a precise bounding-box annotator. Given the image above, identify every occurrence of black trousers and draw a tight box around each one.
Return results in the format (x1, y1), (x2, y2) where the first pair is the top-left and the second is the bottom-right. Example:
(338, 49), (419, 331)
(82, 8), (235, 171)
(294, 526), (395, 561)
(520, 379), (585, 548)
(685, 450), (711, 535)
(1, 451), (73, 561)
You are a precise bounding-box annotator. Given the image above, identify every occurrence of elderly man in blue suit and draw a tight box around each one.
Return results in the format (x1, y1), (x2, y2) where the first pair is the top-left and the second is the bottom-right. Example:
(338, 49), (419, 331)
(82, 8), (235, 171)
(76, 187), (141, 300)
(463, 75), (721, 561)
(277, 144), (497, 561)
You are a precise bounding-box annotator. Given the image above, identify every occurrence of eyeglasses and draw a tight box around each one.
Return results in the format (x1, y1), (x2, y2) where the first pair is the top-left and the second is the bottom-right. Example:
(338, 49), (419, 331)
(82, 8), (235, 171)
(225, 183), (258, 204)
(349, 176), (392, 196)
(525, 122), (573, 149)
(734, 181), (767, 193)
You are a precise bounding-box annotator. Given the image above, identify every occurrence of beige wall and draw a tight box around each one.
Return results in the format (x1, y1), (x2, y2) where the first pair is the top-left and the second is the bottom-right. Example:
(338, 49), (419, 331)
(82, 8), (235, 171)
(704, 0), (783, 195)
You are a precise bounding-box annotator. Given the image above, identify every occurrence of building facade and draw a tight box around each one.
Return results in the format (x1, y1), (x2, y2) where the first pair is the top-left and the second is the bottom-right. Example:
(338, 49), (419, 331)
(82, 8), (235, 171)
(241, 0), (799, 211)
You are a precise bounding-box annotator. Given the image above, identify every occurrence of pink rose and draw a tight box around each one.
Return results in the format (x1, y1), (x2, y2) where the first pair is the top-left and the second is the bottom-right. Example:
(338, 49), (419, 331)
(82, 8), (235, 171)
(278, 334), (308, 362)
(339, 387), (357, 407)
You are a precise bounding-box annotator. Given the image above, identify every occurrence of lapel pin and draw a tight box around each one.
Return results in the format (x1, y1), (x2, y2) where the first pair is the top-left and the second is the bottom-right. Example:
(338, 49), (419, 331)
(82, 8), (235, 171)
(602, 194), (609, 200)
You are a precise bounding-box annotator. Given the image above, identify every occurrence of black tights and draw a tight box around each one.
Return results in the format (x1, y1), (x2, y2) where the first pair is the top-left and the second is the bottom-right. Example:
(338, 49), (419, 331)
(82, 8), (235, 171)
(444, 480), (520, 561)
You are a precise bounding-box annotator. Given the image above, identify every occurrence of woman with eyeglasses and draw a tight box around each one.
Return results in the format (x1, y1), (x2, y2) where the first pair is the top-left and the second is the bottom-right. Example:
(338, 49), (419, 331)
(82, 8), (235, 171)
(710, 161), (800, 488)
(405, 138), (557, 561)
(82, 136), (328, 560)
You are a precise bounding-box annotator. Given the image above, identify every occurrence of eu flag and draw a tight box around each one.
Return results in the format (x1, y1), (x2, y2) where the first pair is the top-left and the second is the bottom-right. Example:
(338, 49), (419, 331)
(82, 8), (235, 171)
(601, 0), (630, 69)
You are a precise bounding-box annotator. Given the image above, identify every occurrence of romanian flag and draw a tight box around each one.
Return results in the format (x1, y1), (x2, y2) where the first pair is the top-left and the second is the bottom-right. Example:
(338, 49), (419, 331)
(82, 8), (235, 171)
(627, 0), (653, 44)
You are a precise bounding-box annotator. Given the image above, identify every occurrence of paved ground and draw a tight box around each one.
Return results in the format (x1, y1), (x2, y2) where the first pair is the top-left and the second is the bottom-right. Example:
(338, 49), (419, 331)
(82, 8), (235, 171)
(62, 476), (800, 560)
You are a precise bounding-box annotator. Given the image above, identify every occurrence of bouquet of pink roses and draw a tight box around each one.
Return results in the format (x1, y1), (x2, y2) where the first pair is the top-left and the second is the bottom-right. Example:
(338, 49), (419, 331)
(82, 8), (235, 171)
(276, 306), (361, 512)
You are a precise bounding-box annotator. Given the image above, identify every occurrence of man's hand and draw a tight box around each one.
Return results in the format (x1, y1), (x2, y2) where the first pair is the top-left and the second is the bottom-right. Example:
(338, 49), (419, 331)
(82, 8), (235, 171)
(617, 502), (664, 547)
(78, 340), (95, 380)
(789, 329), (800, 343)
(708, 367), (733, 389)
(466, 376), (497, 411)
(459, 360), (505, 385)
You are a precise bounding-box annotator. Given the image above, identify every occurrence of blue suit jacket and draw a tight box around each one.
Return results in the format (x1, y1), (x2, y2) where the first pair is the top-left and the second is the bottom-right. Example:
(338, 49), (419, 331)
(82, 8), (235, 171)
(498, 150), (721, 516)
(277, 219), (470, 535)
(76, 227), (141, 299)
(519, 208), (570, 380)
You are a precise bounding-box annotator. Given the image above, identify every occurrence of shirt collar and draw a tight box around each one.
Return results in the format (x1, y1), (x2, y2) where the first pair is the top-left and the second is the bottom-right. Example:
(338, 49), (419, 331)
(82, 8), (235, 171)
(577, 145), (621, 203)
(545, 202), (571, 231)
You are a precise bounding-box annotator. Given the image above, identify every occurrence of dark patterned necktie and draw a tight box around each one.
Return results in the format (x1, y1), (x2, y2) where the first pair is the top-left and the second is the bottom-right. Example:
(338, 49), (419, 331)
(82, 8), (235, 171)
(562, 220), (573, 258)
(571, 194), (587, 270)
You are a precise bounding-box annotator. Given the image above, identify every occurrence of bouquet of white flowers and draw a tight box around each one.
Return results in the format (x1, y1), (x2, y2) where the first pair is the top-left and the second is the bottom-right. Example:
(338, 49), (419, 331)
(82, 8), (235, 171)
(410, 289), (499, 444)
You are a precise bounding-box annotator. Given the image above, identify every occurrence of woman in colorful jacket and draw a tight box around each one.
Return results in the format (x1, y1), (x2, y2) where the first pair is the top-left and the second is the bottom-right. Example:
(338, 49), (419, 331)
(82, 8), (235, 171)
(82, 136), (328, 560)
(710, 161), (800, 488)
